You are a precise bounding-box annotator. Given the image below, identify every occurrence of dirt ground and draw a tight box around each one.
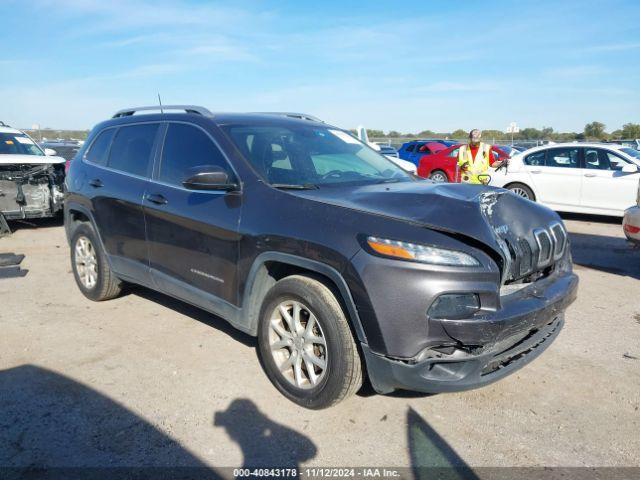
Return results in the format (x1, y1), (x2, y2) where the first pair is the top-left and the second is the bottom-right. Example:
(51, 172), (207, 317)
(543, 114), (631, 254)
(0, 214), (639, 474)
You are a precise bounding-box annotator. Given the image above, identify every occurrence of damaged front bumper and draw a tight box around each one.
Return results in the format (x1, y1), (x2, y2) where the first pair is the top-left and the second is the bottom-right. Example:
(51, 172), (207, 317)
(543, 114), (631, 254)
(363, 270), (578, 394)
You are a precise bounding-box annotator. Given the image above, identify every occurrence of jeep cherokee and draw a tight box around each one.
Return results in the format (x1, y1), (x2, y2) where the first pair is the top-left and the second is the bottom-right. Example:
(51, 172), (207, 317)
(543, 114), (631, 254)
(64, 105), (578, 409)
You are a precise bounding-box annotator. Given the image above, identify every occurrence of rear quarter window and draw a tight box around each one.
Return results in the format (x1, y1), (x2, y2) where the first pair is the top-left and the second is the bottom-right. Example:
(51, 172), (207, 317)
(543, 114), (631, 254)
(524, 151), (545, 166)
(85, 129), (115, 166)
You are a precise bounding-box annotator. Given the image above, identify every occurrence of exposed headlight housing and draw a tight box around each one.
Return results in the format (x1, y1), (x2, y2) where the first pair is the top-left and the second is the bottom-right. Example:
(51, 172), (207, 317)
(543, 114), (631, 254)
(366, 236), (480, 267)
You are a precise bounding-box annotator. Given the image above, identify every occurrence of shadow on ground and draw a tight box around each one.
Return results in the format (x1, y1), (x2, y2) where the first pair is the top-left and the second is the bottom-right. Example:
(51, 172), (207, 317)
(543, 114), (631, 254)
(559, 212), (622, 225)
(132, 287), (256, 348)
(0, 365), (317, 479)
(5, 216), (64, 233)
(408, 407), (478, 479)
(215, 399), (316, 468)
(569, 232), (640, 280)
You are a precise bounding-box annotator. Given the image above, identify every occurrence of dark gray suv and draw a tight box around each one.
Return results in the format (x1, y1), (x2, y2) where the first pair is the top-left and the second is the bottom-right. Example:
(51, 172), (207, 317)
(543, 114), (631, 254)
(64, 105), (578, 409)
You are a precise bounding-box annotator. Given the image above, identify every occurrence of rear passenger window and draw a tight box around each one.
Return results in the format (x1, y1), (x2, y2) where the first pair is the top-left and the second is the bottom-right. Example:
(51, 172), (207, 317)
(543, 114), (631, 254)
(545, 148), (579, 168)
(108, 124), (159, 177)
(159, 123), (230, 186)
(524, 151), (545, 166)
(85, 129), (115, 166)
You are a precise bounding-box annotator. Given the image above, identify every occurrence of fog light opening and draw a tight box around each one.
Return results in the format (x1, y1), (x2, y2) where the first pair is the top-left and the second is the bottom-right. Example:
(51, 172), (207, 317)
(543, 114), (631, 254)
(428, 293), (480, 320)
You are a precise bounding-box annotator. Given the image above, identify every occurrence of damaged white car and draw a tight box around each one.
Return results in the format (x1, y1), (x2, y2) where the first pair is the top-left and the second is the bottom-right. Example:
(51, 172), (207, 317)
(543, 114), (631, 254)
(0, 123), (65, 231)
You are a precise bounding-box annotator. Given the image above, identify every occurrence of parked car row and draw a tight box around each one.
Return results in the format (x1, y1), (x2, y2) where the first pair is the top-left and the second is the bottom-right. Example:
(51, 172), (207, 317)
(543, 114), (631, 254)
(416, 143), (509, 183)
(490, 143), (640, 217)
(411, 139), (640, 218)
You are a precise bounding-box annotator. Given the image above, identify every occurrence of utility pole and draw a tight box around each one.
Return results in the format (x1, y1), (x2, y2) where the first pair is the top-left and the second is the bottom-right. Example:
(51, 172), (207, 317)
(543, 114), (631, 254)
(507, 122), (519, 146)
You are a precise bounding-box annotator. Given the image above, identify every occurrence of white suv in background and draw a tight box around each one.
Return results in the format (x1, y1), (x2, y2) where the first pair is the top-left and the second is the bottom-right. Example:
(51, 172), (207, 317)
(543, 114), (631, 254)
(490, 143), (640, 217)
(0, 123), (66, 226)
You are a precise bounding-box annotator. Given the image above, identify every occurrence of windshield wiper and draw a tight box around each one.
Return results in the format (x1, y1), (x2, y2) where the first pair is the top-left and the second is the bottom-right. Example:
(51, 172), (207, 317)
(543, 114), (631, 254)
(270, 183), (318, 190)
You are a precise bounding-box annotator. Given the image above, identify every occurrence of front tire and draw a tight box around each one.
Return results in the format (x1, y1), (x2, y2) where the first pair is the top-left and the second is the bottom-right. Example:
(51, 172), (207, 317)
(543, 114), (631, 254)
(506, 183), (535, 201)
(70, 223), (122, 301)
(258, 275), (363, 409)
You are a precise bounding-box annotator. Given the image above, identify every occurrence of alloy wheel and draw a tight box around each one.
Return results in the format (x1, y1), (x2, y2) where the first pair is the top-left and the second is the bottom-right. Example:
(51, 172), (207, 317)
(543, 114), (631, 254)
(510, 187), (531, 199)
(75, 236), (98, 289)
(430, 172), (448, 183)
(268, 300), (328, 389)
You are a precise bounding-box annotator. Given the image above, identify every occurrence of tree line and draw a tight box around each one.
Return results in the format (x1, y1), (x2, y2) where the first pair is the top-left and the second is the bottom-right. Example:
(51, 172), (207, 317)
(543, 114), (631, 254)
(365, 122), (640, 141)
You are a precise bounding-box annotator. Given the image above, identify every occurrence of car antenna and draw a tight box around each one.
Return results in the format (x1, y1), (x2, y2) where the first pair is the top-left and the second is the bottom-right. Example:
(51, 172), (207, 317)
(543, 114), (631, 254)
(157, 93), (164, 114)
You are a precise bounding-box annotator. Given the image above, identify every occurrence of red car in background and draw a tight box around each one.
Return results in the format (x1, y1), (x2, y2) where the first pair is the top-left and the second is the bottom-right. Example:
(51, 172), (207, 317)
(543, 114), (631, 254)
(417, 143), (509, 183)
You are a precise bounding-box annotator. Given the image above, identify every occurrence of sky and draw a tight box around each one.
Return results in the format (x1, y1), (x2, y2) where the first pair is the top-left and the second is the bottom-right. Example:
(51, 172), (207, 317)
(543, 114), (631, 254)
(1, 0), (639, 133)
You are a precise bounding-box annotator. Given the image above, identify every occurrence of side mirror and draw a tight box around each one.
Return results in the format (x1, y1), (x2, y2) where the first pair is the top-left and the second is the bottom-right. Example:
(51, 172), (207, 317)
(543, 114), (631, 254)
(44, 148), (57, 156)
(182, 165), (238, 191)
(622, 163), (639, 173)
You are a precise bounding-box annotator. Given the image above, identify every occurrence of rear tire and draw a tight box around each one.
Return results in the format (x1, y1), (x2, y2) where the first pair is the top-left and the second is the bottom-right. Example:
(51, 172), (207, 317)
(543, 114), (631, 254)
(429, 170), (449, 183)
(258, 275), (363, 409)
(506, 183), (535, 201)
(70, 223), (122, 301)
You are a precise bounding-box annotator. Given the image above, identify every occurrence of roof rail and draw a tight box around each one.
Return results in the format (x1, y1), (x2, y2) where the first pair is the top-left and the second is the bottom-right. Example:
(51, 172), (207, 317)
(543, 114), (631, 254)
(112, 105), (214, 118)
(0, 121), (9, 127)
(257, 112), (324, 123)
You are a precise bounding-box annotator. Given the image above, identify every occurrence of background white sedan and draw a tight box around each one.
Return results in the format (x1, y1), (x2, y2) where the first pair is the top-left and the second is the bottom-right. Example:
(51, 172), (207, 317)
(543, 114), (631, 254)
(490, 143), (640, 217)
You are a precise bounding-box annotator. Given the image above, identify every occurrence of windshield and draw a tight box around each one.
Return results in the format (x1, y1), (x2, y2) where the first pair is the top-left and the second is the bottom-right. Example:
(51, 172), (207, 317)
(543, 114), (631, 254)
(222, 124), (412, 186)
(620, 147), (640, 162)
(0, 132), (44, 156)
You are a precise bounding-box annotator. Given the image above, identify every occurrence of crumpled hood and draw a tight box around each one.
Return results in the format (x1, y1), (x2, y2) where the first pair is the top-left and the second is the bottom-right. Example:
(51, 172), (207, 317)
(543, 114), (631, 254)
(290, 181), (561, 255)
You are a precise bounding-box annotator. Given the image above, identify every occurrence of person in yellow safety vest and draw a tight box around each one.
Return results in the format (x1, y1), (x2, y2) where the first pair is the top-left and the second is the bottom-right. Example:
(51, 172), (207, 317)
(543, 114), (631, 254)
(457, 129), (504, 184)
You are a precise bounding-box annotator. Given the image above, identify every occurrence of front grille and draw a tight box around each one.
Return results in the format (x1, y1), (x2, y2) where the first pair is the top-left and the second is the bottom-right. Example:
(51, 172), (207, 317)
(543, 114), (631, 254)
(550, 223), (567, 260)
(534, 229), (553, 266)
(499, 223), (567, 285)
(517, 238), (533, 276)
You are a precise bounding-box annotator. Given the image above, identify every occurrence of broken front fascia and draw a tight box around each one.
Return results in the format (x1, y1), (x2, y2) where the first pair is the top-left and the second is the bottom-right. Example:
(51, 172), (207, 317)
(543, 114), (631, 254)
(0, 162), (65, 221)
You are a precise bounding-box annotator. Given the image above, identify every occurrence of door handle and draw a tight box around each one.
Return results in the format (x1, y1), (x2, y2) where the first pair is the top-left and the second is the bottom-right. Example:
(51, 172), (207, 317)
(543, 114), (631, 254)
(89, 178), (103, 188)
(144, 193), (168, 205)
(584, 173), (597, 178)
(530, 170), (541, 174)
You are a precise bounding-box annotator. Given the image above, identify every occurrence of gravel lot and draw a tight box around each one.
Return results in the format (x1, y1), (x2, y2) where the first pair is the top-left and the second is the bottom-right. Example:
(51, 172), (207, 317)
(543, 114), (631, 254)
(0, 215), (639, 474)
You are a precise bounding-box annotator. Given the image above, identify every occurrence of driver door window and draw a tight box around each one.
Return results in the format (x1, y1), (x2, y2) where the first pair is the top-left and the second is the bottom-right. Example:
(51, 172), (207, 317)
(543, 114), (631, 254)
(158, 123), (231, 186)
(605, 151), (629, 171)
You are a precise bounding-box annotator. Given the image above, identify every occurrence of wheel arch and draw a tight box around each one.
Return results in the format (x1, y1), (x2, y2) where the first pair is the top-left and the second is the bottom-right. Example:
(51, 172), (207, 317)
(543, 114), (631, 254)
(503, 181), (537, 201)
(241, 252), (367, 344)
(64, 203), (115, 268)
(430, 168), (450, 181)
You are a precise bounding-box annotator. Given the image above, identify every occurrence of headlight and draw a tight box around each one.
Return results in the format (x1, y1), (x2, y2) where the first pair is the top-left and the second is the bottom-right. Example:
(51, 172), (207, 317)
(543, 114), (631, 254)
(366, 236), (480, 266)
